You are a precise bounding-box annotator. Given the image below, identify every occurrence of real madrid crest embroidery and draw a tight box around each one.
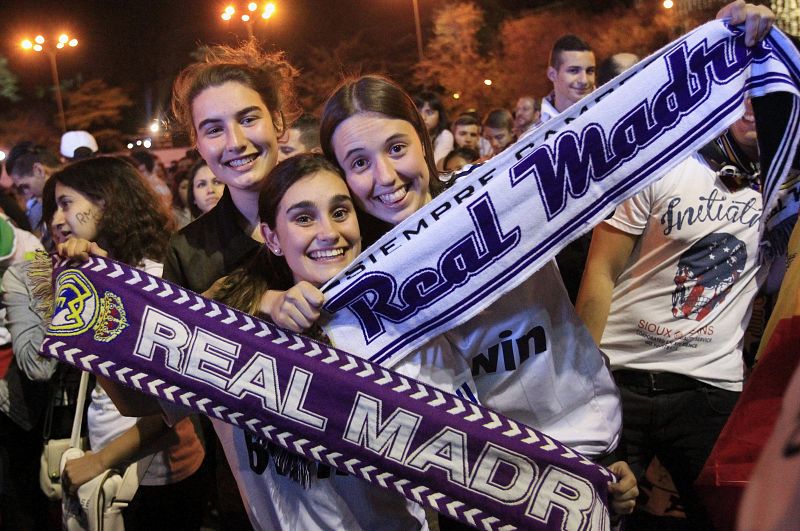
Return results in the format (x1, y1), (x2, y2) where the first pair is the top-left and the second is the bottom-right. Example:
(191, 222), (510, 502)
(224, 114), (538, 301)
(50, 268), (128, 342)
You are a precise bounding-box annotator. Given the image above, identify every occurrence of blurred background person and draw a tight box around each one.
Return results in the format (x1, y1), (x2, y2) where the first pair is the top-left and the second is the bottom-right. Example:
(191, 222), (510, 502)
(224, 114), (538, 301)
(513, 95), (541, 137)
(277, 113), (322, 162)
(187, 160), (225, 220)
(482, 108), (515, 157)
(414, 91), (453, 169)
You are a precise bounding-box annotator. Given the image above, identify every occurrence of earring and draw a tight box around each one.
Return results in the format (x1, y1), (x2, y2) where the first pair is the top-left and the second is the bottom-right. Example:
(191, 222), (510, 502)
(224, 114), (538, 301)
(272, 246), (282, 256)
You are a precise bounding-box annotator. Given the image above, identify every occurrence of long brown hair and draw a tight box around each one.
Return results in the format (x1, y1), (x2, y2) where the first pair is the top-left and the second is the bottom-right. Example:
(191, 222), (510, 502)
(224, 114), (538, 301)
(43, 156), (173, 266)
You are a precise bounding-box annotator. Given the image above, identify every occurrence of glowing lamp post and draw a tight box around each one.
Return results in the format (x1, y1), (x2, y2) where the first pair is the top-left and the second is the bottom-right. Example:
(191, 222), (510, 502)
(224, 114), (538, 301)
(20, 33), (78, 133)
(221, 2), (276, 39)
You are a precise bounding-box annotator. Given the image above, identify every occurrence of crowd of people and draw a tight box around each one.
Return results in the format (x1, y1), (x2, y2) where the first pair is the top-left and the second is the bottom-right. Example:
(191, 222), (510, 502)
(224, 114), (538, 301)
(0, 1), (796, 529)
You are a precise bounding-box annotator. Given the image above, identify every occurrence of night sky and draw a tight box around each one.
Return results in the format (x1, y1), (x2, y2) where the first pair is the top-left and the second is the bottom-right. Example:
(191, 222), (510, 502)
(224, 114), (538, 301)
(0, 0), (448, 125)
(0, 1), (577, 133)
(0, 2), (529, 122)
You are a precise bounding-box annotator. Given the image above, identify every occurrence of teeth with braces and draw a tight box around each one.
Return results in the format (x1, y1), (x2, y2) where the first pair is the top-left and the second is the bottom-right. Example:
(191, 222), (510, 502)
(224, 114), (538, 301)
(228, 154), (257, 167)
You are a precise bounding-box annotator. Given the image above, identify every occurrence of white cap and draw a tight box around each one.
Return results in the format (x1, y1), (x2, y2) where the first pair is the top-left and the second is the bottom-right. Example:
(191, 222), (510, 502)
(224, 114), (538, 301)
(60, 130), (98, 159)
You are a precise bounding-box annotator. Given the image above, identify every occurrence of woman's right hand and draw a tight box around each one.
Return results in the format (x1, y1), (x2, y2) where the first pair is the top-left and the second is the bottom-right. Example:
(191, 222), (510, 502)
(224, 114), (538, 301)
(262, 282), (324, 333)
(57, 238), (108, 262)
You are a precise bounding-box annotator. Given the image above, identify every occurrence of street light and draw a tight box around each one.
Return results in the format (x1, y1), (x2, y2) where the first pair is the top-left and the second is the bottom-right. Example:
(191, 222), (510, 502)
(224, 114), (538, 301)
(19, 32), (78, 133)
(411, 0), (424, 62)
(220, 2), (276, 39)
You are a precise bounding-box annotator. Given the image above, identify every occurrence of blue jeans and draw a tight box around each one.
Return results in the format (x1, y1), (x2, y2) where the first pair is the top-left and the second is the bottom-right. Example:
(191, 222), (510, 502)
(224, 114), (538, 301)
(612, 375), (740, 529)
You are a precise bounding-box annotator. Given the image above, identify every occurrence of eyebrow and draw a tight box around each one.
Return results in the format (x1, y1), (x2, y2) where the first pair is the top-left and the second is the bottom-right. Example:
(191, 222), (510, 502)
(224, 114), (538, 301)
(286, 194), (353, 213)
(196, 106), (263, 131)
(342, 133), (410, 161)
(329, 194), (354, 206)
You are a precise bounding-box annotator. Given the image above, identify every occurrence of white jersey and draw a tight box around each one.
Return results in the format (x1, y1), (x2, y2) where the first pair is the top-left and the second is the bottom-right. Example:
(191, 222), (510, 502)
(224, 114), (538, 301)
(445, 261), (621, 457)
(601, 154), (764, 391)
(219, 335), (459, 530)
(212, 419), (427, 531)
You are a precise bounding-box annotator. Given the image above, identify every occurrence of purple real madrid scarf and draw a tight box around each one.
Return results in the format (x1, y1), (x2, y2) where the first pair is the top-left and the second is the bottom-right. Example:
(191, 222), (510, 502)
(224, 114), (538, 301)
(43, 255), (613, 530)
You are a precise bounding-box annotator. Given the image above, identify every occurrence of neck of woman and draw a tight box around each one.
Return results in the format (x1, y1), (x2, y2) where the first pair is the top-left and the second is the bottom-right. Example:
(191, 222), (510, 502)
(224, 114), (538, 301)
(230, 188), (264, 242)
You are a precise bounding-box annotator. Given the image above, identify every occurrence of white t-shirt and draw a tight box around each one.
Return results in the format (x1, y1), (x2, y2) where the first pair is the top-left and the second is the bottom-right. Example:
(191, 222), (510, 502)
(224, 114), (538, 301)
(601, 154), (764, 391)
(432, 129), (454, 168)
(538, 95), (560, 125)
(213, 419), (427, 531)
(446, 261), (621, 457)
(160, 304), (437, 530)
(212, 334), (453, 530)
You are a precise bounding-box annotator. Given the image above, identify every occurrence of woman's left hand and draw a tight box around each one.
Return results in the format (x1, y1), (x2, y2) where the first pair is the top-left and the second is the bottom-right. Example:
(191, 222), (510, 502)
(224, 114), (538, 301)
(57, 238), (109, 262)
(62, 451), (105, 495)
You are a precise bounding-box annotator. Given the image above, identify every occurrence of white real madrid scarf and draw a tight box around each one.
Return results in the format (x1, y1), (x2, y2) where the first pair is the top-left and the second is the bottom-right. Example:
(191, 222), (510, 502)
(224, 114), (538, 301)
(320, 20), (800, 367)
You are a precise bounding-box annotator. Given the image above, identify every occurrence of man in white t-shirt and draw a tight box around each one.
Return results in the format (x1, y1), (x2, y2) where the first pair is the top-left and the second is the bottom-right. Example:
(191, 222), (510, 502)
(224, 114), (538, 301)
(576, 99), (765, 527)
(539, 34), (596, 125)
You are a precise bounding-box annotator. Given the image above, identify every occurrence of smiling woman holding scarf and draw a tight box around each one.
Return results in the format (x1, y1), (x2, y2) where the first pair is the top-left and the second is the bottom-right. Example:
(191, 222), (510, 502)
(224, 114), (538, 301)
(208, 153), (431, 529)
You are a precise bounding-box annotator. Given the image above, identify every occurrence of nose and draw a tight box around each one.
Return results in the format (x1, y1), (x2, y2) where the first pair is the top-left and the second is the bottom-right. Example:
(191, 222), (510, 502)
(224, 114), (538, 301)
(373, 155), (398, 187)
(225, 124), (246, 152)
(577, 71), (588, 86)
(316, 216), (339, 243)
(52, 208), (65, 227)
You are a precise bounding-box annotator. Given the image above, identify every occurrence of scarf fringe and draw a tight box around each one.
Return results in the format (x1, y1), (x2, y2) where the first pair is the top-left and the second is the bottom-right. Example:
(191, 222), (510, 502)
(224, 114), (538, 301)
(27, 251), (55, 326)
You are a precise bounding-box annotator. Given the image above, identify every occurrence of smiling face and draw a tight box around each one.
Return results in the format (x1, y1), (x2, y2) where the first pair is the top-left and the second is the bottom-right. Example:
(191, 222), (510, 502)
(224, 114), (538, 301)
(730, 98), (758, 160)
(192, 165), (225, 214)
(192, 81), (279, 194)
(514, 97), (539, 131)
(51, 182), (103, 242)
(332, 112), (432, 225)
(548, 50), (596, 112)
(262, 170), (361, 287)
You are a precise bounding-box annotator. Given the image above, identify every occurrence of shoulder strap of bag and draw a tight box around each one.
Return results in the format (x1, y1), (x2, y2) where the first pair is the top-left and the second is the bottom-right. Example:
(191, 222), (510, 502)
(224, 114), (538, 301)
(69, 371), (90, 448)
(113, 452), (156, 504)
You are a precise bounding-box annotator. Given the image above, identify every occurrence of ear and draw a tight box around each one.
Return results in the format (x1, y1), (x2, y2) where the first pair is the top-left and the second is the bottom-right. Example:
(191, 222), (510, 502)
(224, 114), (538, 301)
(547, 66), (557, 83)
(260, 222), (282, 255)
(273, 111), (286, 137)
(32, 162), (48, 179)
(310, 146), (323, 155)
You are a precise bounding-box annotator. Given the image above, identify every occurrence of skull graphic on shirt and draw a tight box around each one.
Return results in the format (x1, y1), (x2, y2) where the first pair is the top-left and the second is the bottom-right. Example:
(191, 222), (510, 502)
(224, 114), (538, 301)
(672, 233), (747, 321)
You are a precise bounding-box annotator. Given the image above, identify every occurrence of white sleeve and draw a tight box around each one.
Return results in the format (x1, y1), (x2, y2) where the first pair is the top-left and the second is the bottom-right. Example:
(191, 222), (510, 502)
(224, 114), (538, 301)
(433, 129), (454, 167)
(604, 183), (655, 236)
